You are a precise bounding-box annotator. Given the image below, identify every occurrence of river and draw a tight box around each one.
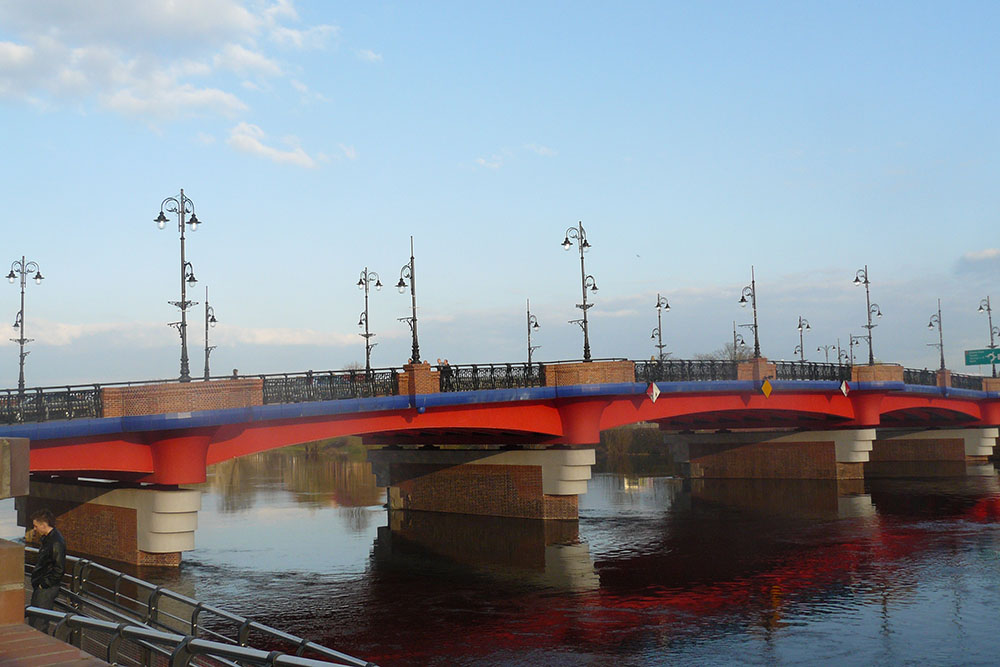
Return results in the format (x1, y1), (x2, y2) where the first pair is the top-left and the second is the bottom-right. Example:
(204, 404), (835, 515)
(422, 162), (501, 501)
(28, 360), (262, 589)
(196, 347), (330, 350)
(5, 449), (1000, 665)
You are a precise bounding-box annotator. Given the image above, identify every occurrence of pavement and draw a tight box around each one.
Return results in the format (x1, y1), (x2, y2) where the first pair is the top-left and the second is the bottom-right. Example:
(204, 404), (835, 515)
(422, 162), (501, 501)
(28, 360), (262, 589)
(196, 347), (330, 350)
(0, 623), (106, 667)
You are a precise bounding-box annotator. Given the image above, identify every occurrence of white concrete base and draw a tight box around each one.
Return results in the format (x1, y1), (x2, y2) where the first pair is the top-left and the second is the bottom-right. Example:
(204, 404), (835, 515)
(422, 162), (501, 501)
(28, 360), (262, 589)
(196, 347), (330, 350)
(877, 427), (999, 458)
(666, 429), (876, 465)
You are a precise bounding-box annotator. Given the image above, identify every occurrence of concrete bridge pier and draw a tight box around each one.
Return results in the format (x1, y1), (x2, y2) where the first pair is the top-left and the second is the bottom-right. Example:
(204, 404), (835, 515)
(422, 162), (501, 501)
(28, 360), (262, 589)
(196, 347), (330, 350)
(16, 478), (200, 566)
(865, 428), (999, 478)
(367, 447), (595, 520)
(665, 429), (877, 480)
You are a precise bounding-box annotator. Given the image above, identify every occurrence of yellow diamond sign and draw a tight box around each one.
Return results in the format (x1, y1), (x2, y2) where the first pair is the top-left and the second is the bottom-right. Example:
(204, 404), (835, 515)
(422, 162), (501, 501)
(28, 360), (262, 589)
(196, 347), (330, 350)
(761, 379), (773, 398)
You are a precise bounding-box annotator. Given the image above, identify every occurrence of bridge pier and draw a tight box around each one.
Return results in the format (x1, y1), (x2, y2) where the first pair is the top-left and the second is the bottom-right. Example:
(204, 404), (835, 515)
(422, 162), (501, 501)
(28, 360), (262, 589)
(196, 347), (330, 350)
(665, 429), (876, 480)
(367, 447), (595, 520)
(16, 478), (200, 566)
(865, 428), (999, 478)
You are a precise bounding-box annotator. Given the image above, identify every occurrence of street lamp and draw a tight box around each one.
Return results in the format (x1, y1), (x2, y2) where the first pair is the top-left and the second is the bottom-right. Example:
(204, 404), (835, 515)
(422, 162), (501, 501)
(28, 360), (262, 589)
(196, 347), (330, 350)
(203, 286), (217, 381)
(732, 321), (747, 360)
(978, 297), (999, 377)
(357, 267), (382, 373)
(849, 334), (869, 367)
(796, 316), (811, 362)
(853, 265), (882, 366)
(838, 339), (850, 365)
(7, 256), (43, 392)
(817, 344), (837, 363)
(395, 236), (420, 364)
(651, 293), (670, 362)
(562, 221), (597, 362)
(738, 266), (761, 359)
(927, 298), (945, 371)
(155, 189), (202, 382)
(527, 299), (540, 365)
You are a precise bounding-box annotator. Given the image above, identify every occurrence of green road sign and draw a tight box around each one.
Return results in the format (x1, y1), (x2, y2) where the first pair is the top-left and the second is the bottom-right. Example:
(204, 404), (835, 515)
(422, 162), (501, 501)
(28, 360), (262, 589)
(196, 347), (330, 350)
(965, 348), (1000, 365)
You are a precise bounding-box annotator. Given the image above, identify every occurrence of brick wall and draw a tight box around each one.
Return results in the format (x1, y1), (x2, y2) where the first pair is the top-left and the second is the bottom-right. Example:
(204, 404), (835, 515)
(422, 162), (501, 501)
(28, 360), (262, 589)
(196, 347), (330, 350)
(103, 378), (263, 417)
(0, 539), (22, 625)
(543, 360), (634, 387)
(688, 441), (848, 479)
(388, 463), (578, 519)
(737, 357), (776, 381)
(868, 438), (965, 462)
(852, 363), (904, 383)
(396, 362), (440, 395)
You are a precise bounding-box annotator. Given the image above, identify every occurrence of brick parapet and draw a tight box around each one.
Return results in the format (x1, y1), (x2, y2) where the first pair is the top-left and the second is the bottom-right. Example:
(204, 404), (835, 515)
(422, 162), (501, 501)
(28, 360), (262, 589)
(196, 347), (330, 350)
(396, 362), (440, 395)
(542, 360), (635, 387)
(737, 357), (776, 382)
(984, 378), (1000, 392)
(851, 363), (904, 383)
(936, 369), (952, 388)
(102, 379), (263, 417)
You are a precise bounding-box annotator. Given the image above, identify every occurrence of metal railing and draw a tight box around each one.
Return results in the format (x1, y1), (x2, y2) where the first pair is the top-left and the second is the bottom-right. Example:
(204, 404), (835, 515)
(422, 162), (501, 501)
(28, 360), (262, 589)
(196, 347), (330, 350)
(634, 359), (738, 383)
(903, 368), (937, 386)
(950, 373), (984, 391)
(436, 363), (545, 392)
(0, 386), (103, 424)
(25, 608), (369, 667)
(774, 362), (852, 382)
(260, 369), (399, 404)
(25, 547), (374, 667)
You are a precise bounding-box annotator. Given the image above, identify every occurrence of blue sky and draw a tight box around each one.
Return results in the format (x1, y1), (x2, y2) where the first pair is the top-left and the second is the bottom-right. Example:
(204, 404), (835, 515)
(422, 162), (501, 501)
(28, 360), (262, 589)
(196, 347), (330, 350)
(1, 1), (999, 385)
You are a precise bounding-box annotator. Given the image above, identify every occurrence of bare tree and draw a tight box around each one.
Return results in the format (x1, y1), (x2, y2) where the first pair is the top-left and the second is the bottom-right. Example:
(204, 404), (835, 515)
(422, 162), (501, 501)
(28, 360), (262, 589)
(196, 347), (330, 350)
(695, 341), (754, 361)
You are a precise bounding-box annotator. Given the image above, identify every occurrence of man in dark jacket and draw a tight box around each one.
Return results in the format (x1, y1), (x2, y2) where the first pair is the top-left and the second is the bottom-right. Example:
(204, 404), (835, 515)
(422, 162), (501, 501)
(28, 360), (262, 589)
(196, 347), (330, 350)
(28, 509), (65, 630)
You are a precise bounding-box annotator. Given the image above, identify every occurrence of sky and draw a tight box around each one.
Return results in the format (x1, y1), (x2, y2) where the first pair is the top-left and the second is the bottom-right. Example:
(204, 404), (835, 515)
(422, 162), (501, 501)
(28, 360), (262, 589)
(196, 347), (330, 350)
(1, 0), (999, 386)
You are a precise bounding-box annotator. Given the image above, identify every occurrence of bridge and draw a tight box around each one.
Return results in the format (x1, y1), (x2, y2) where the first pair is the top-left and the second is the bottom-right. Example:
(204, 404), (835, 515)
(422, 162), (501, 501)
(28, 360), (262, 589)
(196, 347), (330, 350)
(1, 356), (999, 566)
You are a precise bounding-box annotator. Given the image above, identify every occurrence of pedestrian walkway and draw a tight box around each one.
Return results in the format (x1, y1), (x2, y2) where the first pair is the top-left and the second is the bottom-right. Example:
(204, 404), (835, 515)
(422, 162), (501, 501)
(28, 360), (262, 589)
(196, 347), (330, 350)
(0, 623), (106, 667)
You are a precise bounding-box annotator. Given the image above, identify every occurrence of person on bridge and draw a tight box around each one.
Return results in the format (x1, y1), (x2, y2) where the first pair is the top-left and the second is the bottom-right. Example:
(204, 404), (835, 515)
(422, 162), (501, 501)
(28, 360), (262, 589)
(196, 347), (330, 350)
(28, 508), (65, 630)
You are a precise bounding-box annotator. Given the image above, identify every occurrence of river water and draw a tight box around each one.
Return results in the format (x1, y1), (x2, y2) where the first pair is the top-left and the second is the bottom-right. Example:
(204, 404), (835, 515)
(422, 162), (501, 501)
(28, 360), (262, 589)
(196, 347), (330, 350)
(5, 450), (1000, 666)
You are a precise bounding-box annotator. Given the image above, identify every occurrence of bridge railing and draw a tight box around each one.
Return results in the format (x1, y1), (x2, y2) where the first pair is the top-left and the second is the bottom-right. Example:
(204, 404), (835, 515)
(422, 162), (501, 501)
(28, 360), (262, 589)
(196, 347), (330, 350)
(903, 368), (937, 386)
(260, 368), (400, 403)
(0, 386), (103, 424)
(436, 362), (545, 392)
(952, 373), (985, 390)
(634, 359), (739, 383)
(774, 361), (852, 382)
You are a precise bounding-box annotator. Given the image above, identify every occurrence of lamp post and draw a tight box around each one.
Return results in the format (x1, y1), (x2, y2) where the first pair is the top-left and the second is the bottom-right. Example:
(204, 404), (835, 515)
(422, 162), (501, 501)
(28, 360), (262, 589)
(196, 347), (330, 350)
(853, 265), (882, 366)
(7, 256), (43, 392)
(817, 344), (837, 363)
(838, 339), (849, 365)
(849, 334), (869, 367)
(526, 299), (541, 365)
(927, 298), (945, 371)
(203, 287), (217, 381)
(395, 236), (420, 364)
(978, 297), (999, 377)
(738, 266), (760, 358)
(796, 316), (811, 362)
(155, 189), (202, 382)
(562, 221), (597, 361)
(732, 321), (747, 359)
(357, 267), (382, 373)
(651, 293), (670, 362)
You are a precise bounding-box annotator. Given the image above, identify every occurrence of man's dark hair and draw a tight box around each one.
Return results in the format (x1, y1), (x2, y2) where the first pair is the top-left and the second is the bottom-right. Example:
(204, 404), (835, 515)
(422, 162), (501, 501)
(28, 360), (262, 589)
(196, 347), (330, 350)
(30, 509), (55, 527)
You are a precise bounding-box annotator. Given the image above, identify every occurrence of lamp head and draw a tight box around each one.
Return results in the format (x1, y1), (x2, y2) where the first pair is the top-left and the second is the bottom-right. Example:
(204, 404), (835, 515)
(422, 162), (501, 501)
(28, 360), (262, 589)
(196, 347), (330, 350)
(396, 278), (407, 293)
(979, 304), (986, 313)
(375, 279), (382, 290)
(561, 237), (571, 250)
(188, 213), (200, 230)
(357, 278), (364, 289)
(155, 211), (168, 229)
(853, 275), (861, 285)
(6, 271), (15, 283)
(33, 272), (43, 284)
(739, 294), (747, 305)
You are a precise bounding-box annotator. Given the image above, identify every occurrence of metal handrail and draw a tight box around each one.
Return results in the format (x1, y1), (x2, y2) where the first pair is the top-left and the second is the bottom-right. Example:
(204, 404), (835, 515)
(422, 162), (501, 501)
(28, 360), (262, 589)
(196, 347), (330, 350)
(951, 373), (985, 391)
(634, 359), (739, 383)
(25, 608), (372, 667)
(903, 368), (938, 386)
(26, 547), (373, 667)
(436, 362), (545, 392)
(774, 361), (852, 382)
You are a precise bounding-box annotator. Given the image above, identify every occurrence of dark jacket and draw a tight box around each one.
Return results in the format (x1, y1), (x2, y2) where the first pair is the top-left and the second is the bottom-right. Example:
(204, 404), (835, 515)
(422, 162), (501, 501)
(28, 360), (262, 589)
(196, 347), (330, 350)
(31, 528), (66, 590)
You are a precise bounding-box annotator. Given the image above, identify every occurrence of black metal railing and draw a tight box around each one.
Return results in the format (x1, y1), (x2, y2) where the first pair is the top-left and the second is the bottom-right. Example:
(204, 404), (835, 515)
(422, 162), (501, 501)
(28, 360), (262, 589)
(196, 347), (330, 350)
(903, 368), (937, 386)
(437, 363), (545, 392)
(0, 386), (103, 424)
(774, 362), (852, 382)
(25, 547), (375, 667)
(260, 369), (399, 404)
(634, 359), (739, 383)
(951, 373), (984, 391)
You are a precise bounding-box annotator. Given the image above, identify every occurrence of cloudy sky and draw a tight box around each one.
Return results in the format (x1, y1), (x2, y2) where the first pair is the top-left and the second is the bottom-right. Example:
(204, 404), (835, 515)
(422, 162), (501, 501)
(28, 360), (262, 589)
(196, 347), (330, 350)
(1, 1), (999, 386)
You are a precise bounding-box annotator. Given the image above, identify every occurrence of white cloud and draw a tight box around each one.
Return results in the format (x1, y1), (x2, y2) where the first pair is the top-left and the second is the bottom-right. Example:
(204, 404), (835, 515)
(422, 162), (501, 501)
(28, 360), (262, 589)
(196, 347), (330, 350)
(214, 44), (282, 77)
(196, 132), (216, 145)
(270, 24), (339, 49)
(475, 154), (504, 169)
(356, 49), (382, 63)
(338, 143), (357, 160)
(221, 326), (356, 346)
(525, 143), (556, 157)
(226, 122), (319, 168)
(964, 249), (1000, 262)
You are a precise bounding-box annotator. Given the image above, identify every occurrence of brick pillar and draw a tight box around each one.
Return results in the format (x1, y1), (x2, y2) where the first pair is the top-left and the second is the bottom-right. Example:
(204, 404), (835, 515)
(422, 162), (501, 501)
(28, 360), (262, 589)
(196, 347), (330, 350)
(397, 362), (440, 395)
(936, 369), (952, 388)
(851, 363), (904, 383)
(666, 429), (874, 480)
(0, 438), (28, 625)
(866, 428), (999, 478)
(368, 447), (595, 519)
(543, 360), (635, 386)
(16, 479), (200, 567)
(737, 357), (776, 381)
